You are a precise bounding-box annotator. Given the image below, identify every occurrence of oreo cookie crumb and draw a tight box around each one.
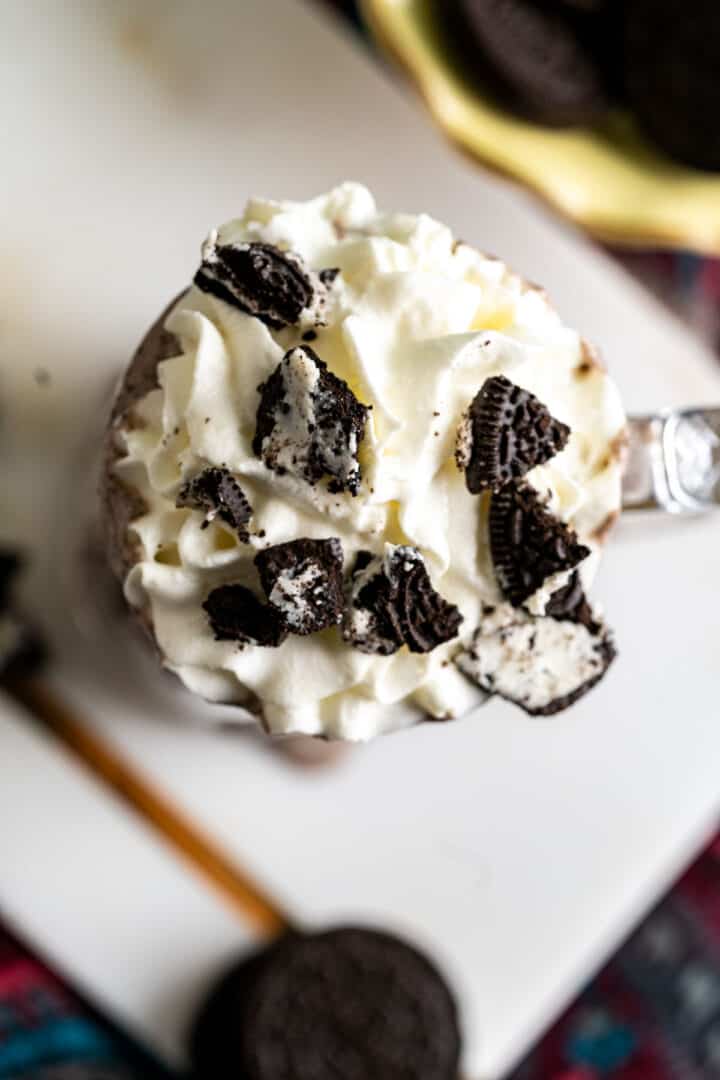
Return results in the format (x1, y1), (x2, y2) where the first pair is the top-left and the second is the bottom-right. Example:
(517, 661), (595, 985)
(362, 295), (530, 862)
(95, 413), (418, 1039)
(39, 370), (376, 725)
(457, 375), (570, 494)
(189, 927), (461, 1080)
(490, 483), (590, 606)
(445, 0), (608, 127)
(302, 329), (318, 342)
(319, 267), (340, 286)
(176, 467), (252, 539)
(253, 345), (369, 495)
(457, 602), (615, 715)
(344, 545), (462, 655)
(203, 585), (287, 647)
(545, 570), (600, 632)
(255, 538), (344, 636)
(195, 238), (329, 329)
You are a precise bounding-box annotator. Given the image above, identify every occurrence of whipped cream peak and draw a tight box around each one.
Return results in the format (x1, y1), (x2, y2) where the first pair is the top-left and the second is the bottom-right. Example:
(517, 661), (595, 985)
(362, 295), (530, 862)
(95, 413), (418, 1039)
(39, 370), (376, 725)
(113, 183), (625, 739)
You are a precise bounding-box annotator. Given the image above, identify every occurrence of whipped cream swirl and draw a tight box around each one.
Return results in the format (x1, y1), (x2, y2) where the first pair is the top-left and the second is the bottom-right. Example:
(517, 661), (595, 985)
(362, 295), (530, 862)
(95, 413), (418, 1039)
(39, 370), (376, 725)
(115, 184), (625, 740)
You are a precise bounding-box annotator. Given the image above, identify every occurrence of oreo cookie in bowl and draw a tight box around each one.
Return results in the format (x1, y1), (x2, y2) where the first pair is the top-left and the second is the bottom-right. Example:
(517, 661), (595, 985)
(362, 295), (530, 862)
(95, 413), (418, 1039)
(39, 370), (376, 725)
(363, 0), (720, 255)
(101, 183), (626, 742)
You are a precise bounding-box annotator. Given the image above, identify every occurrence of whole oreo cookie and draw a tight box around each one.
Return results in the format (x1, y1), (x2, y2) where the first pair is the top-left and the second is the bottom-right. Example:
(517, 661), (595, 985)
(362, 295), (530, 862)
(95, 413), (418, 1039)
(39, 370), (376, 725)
(445, 0), (609, 126)
(189, 928), (461, 1080)
(624, 0), (720, 171)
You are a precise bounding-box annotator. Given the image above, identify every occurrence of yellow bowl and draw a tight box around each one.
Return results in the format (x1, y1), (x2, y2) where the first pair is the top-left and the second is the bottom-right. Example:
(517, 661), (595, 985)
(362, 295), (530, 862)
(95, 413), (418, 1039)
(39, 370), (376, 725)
(361, 0), (720, 255)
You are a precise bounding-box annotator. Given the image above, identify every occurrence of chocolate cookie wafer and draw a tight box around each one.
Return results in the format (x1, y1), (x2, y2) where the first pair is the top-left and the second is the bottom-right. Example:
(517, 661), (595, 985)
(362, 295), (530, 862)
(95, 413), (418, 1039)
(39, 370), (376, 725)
(457, 601), (615, 715)
(457, 375), (570, 494)
(489, 483), (590, 606)
(189, 928), (461, 1080)
(445, 0), (609, 126)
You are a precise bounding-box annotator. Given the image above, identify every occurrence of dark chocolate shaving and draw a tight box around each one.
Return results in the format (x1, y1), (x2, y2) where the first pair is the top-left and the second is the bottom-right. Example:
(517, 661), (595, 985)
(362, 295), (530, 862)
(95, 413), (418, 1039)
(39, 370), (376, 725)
(203, 585), (287, 647)
(344, 546), (463, 655)
(459, 375), (570, 494)
(195, 240), (319, 329)
(253, 346), (369, 495)
(255, 538), (344, 636)
(489, 483), (590, 606)
(176, 468), (252, 539)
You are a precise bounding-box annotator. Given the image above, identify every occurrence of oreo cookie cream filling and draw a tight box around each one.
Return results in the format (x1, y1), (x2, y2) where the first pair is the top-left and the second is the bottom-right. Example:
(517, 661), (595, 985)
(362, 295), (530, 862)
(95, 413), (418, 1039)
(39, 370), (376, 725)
(103, 183), (626, 740)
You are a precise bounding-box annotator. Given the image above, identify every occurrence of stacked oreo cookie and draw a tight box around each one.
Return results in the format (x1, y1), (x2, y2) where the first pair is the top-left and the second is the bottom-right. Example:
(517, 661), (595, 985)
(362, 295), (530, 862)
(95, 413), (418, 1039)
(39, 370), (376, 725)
(443, 0), (720, 170)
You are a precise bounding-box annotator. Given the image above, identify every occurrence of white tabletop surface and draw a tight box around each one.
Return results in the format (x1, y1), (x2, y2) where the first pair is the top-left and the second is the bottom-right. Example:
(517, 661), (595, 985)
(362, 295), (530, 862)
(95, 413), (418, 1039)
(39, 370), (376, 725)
(3, 1), (720, 1077)
(0, 692), (252, 1069)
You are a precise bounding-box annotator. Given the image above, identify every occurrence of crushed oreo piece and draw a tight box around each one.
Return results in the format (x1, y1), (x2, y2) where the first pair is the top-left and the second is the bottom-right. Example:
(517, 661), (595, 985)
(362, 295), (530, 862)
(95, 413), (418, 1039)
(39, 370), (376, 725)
(545, 570), (600, 632)
(344, 545), (463, 655)
(190, 927), (461, 1080)
(456, 602), (616, 716)
(253, 345), (369, 495)
(457, 375), (570, 494)
(255, 538), (344, 636)
(195, 238), (328, 329)
(203, 585), (287, 648)
(490, 483), (590, 606)
(176, 467), (252, 539)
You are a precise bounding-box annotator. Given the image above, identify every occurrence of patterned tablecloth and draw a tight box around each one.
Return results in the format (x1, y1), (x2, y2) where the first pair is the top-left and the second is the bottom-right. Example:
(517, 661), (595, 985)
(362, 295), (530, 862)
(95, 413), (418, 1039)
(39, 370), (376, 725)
(0, 924), (173, 1079)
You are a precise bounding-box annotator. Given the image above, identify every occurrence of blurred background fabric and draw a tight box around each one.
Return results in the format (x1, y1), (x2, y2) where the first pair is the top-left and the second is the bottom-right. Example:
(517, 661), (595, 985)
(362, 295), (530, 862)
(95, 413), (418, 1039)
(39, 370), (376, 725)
(0, 923), (173, 1079)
